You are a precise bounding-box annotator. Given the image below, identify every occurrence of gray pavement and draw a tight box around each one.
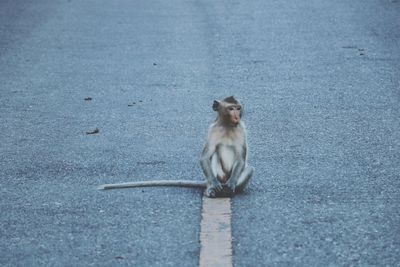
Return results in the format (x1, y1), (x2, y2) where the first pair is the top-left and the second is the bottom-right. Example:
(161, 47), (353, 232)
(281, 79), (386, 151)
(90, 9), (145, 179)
(1, 0), (399, 266)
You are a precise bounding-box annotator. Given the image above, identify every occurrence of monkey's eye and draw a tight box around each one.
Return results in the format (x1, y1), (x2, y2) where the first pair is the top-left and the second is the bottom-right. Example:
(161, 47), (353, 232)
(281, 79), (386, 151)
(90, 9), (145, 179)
(237, 107), (241, 110)
(229, 107), (235, 111)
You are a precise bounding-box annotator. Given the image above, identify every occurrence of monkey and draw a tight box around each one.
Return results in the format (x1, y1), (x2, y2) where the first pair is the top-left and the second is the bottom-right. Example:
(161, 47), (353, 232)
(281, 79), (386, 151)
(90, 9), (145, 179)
(97, 96), (253, 198)
(200, 96), (254, 197)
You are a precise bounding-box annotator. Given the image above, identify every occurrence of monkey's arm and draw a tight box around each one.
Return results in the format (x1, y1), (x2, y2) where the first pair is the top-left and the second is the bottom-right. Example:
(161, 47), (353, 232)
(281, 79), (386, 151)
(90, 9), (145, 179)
(200, 146), (217, 182)
(200, 148), (222, 183)
(200, 145), (223, 196)
(98, 180), (207, 190)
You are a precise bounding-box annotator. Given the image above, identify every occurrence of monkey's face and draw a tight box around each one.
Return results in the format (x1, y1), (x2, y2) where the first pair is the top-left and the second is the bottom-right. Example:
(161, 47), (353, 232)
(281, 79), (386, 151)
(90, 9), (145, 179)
(225, 104), (241, 126)
(213, 97), (243, 127)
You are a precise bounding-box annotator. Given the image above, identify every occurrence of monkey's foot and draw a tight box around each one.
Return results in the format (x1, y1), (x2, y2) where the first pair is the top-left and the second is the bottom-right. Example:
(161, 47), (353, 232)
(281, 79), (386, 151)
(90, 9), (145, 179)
(221, 184), (235, 197)
(205, 184), (236, 198)
(205, 185), (233, 198)
(205, 188), (218, 198)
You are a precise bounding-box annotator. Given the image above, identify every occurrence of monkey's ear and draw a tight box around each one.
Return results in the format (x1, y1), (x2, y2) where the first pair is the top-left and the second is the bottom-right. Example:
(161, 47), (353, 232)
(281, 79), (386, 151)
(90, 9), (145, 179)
(212, 100), (220, 111)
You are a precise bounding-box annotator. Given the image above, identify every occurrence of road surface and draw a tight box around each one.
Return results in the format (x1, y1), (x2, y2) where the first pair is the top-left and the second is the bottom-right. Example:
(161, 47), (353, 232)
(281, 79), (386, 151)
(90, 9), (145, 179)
(1, 0), (399, 266)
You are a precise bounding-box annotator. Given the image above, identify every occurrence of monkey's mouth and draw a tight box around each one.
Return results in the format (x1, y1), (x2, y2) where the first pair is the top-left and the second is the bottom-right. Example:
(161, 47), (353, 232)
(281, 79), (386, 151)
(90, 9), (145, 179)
(232, 118), (240, 126)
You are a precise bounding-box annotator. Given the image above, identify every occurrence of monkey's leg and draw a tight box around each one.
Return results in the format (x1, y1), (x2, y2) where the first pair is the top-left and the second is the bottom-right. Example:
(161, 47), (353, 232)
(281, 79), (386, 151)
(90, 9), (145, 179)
(201, 152), (223, 197)
(235, 165), (254, 193)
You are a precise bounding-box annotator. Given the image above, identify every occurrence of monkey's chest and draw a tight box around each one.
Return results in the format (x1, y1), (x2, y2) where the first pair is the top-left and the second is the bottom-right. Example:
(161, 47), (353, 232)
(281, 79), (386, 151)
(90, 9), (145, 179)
(211, 144), (237, 182)
(218, 145), (236, 172)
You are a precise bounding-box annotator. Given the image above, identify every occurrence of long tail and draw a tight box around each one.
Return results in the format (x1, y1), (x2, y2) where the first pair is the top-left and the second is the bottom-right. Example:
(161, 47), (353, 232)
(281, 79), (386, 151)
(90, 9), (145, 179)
(97, 180), (207, 190)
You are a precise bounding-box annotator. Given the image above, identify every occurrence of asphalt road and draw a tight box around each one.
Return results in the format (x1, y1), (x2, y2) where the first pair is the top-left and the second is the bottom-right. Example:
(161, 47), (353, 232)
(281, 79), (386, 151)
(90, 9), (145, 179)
(1, 0), (399, 266)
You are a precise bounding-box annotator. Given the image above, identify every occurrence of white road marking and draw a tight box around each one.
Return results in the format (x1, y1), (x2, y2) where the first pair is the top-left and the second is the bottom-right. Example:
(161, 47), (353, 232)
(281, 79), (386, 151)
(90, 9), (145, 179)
(199, 195), (233, 267)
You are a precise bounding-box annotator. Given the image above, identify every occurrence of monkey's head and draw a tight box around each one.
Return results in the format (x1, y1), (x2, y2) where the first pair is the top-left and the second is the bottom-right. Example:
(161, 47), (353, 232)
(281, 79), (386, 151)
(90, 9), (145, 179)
(213, 96), (243, 127)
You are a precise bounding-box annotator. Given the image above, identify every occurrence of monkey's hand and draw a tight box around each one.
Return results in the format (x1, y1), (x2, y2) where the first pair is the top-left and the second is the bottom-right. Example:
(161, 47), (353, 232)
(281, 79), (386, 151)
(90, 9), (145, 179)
(211, 179), (223, 191)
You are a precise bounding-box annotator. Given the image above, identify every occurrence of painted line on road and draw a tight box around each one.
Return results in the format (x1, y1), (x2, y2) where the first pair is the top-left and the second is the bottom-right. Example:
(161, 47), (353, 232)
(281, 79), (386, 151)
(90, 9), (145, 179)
(199, 195), (233, 267)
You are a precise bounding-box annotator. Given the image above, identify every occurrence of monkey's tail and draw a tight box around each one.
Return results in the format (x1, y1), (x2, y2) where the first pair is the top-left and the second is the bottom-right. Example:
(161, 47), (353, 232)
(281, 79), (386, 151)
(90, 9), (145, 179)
(97, 180), (207, 190)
